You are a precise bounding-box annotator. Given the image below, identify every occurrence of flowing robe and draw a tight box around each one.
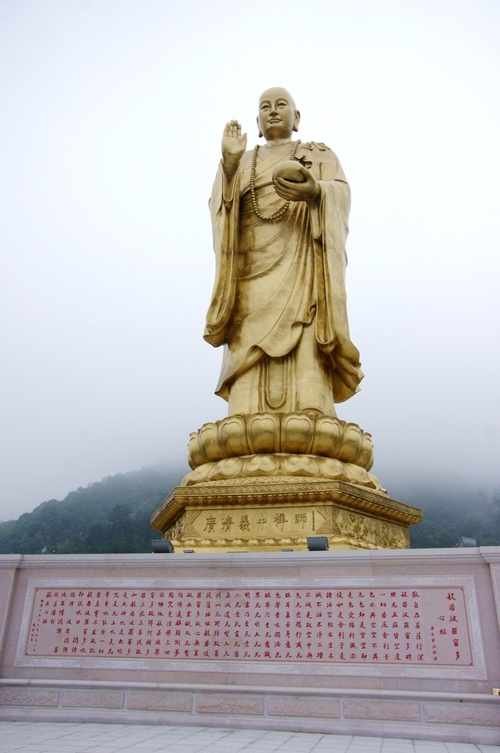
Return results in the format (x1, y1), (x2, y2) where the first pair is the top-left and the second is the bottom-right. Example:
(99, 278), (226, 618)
(204, 140), (363, 416)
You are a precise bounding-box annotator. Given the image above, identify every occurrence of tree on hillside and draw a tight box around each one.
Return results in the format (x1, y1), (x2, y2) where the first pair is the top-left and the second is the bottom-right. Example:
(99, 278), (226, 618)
(0, 465), (184, 555)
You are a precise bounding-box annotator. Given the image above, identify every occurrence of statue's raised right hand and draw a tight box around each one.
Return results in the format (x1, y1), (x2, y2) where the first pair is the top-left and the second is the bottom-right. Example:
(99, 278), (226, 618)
(222, 120), (247, 176)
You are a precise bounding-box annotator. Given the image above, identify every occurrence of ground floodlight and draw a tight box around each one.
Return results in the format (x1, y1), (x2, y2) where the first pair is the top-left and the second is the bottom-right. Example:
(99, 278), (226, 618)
(455, 537), (478, 548)
(151, 539), (174, 553)
(307, 536), (329, 551)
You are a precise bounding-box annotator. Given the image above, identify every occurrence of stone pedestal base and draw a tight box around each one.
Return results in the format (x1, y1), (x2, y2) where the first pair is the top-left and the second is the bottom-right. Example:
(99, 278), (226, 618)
(150, 478), (422, 553)
(151, 414), (423, 552)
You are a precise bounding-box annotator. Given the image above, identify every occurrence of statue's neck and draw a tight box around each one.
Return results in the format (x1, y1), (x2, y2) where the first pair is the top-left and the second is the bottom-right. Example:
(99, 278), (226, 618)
(263, 138), (293, 148)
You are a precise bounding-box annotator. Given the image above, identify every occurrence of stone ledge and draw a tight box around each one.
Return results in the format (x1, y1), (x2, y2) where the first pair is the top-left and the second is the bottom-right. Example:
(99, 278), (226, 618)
(60, 689), (123, 709)
(1, 678), (499, 703)
(343, 699), (421, 721)
(4, 549), (492, 569)
(423, 702), (500, 726)
(268, 696), (341, 719)
(195, 692), (264, 715)
(126, 690), (192, 712)
(0, 556), (23, 569)
(0, 688), (59, 707)
(0, 684), (499, 744)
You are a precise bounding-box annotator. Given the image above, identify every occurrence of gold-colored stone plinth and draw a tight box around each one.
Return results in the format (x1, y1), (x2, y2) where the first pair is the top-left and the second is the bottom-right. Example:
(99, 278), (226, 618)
(152, 415), (422, 552)
(150, 478), (422, 553)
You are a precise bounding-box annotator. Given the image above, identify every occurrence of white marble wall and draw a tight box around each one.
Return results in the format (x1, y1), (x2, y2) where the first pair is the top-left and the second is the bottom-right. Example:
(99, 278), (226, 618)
(0, 549), (499, 743)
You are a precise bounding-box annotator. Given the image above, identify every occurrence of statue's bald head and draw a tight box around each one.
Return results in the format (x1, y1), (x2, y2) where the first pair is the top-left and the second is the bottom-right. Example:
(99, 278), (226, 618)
(258, 87), (297, 111)
(257, 87), (300, 142)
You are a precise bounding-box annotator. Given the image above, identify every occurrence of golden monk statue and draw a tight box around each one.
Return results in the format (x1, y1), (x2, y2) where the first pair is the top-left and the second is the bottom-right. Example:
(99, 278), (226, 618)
(204, 87), (363, 418)
(151, 88), (422, 552)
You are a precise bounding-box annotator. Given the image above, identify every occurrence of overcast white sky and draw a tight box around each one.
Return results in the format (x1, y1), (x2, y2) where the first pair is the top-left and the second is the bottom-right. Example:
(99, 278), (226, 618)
(1, 0), (499, 521)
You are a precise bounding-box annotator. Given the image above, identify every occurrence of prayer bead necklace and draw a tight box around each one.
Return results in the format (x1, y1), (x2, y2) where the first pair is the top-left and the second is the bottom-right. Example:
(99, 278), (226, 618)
(250, 140), (300, 222)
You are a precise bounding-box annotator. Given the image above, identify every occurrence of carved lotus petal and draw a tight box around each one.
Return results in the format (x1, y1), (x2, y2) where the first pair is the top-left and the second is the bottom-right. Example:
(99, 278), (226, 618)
(367, 472), (385, 492)
(357, 432), (374, 471)
(345, 463), (370, 486)
(198, 422), (225, 463)
(246, 414), (280, 454)
(188, 432), (205, 470)
(209, 457), (244, 480)
(281, 413), (314, 454)
(242, 454), (280, 476)
(182, 464), (206, 486)
(281, 454), (318, 476)
(310, 416), (343, 457)
(315, 456), (344, 479)
(338, 422), (362, 464)
(219, 415), (250, 457)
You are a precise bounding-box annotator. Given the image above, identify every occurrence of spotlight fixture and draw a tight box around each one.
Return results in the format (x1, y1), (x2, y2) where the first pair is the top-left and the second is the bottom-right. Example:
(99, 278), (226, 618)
(151, 539), (174, 553)
(455, 537), (478, 548)
(307, 536), (329, 551)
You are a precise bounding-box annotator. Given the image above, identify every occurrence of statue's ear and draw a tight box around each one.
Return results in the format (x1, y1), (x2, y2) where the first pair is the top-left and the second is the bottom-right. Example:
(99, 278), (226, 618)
(293, 110), (301, 133)
(256, 116), (263, 138)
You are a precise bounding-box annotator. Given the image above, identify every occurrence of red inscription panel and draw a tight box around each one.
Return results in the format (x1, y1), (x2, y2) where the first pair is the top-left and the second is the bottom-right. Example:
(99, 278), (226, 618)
(26, 587), (472, 665)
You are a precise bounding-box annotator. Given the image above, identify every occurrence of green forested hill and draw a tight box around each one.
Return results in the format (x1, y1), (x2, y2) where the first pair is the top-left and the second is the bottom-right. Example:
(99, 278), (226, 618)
(0, 465), (184, 555)
(0, 466), (498, 553)
(394, 478), (500, 548)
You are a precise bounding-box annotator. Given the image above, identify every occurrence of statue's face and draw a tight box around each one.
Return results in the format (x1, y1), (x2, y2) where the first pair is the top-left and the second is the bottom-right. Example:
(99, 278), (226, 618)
(257, 87), (300, 142)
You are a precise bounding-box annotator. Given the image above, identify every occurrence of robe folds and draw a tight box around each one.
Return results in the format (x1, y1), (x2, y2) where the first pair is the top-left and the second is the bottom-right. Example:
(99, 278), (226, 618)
(204, 140), (363, 416)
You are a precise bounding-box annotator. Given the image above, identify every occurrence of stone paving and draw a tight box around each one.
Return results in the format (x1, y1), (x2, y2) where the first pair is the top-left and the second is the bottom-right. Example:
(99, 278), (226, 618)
(0, 722), (499, 753)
